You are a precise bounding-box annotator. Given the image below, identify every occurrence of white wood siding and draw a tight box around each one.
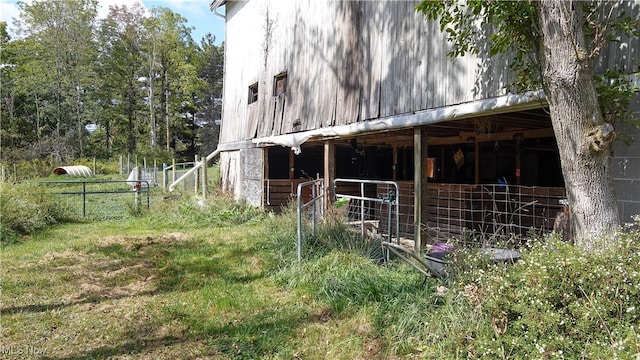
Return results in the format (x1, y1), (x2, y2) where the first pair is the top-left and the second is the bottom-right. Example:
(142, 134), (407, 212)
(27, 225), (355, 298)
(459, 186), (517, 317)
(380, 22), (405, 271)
(219, 0), (640, 145)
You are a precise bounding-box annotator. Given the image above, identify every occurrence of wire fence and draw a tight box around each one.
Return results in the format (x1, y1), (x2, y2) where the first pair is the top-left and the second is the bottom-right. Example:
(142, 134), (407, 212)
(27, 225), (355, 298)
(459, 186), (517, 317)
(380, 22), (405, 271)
(332, 180), (567, 248)
(424, 183), (567, 247)
(39, 180), (151, 220)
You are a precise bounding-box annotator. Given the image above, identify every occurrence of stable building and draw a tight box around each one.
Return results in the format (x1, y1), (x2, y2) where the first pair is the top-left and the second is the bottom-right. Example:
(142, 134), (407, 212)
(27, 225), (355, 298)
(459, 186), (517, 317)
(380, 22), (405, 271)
(210, 0), (640, 248)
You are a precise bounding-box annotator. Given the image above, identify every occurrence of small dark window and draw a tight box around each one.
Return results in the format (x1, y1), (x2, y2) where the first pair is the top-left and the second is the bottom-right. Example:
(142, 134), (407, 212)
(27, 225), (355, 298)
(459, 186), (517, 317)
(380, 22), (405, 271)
(248, 83), (258, 104)
(273, 72), (287, 96)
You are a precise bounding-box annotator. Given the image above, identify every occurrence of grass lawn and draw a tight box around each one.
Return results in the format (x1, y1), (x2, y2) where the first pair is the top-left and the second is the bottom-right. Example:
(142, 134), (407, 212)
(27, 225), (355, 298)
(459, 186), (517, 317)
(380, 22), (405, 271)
(3, 185), (639, 359)
(1, 197), (424, 359)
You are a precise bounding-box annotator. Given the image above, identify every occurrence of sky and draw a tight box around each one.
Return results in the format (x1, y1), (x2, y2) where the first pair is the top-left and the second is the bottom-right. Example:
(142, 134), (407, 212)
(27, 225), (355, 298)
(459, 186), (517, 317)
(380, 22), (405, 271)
(0, 0), (225, 45)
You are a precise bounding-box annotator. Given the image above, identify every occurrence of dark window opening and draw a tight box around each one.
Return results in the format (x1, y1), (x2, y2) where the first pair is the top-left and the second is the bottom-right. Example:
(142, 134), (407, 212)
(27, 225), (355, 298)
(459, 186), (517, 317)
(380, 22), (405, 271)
(248, 82), (258, 104)
(521, 137), (563, 187)
(395, 147), (414, 181)
(426, 137), (563, 187)
(336, 143), (394, 180)
(267, 146), (290, 179)
(267, 145), (324, 180)
(478, 141), (516, 184)
(294, 146), (323, 179)
(274, 72), (287, 96)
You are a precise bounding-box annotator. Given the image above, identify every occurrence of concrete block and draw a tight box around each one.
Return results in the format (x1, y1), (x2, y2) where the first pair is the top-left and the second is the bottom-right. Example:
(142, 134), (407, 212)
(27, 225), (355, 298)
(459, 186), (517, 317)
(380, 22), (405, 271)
(614, 179), (640, 201)
(613, 157), (640, 179)
(618, 201), (640, 224)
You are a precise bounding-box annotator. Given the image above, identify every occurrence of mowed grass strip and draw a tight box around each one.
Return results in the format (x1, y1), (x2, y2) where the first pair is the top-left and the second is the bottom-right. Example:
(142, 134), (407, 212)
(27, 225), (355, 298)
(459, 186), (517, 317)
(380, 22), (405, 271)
(0, 205), (398, 359)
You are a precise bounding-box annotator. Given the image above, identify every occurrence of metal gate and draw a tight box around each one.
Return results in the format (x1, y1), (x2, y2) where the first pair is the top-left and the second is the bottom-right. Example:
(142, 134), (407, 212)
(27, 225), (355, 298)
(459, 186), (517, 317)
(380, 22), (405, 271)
(39, 180), (150, 219)
(334, 178), (400, 244)
(296, 178), (325, 260)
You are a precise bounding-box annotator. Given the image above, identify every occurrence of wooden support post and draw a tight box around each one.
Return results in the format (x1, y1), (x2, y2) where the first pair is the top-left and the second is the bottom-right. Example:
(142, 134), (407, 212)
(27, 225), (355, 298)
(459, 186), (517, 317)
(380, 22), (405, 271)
(414, 126), (429, 253)
(263, 147), (269, 207)
(392, 146), (398, 181)
(201, 155), (208, 199)
(195, 155), (200, 194)
(289, 149), (295, 194)
(324, 140), (335, 209)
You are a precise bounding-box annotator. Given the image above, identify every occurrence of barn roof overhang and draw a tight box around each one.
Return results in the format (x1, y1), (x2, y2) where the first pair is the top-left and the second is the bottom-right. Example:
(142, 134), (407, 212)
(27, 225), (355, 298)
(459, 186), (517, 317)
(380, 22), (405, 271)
(253, 89), (547, 154)
(210, 0), (226, 10)
(210, 0), (226, 19)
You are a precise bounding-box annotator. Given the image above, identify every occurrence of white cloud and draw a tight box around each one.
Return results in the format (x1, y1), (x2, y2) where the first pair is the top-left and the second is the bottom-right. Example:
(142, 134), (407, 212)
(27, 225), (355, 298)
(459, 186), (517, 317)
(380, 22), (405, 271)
(0, 0), (24, 37)
(96, 0), (150, 19)
(0, 0), (221, 44)
(146, 0), (210, 16)
(0, 0), (151, 38)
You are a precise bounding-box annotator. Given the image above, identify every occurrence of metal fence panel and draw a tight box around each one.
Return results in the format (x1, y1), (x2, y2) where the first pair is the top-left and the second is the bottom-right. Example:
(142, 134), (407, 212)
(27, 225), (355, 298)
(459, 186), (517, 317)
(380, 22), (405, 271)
(334, 178), (400, 244)
(39, 180), (150, 220)
(296, 179), (325, 260)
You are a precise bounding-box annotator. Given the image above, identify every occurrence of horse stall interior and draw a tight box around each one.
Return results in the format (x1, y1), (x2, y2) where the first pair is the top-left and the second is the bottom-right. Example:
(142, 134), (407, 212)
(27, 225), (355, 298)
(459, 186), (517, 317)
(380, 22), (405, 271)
(263, 108), (570, 244)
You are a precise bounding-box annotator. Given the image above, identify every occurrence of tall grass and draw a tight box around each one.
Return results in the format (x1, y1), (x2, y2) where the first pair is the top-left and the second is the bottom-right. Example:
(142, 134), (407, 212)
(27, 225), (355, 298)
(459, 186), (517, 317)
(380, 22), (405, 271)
(2, 180), (639, 358)
(0, 182), (74, 244)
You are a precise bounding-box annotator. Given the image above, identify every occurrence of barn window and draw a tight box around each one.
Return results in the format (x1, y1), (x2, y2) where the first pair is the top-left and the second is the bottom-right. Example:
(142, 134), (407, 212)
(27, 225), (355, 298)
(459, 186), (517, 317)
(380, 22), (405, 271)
(248, 83), (259, 104)
(273, 72), (287, 96)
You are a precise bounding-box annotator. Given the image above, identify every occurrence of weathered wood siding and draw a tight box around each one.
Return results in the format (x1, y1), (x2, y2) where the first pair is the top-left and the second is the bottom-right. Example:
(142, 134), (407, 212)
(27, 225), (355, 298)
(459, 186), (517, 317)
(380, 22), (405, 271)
(219, 0), (640, 147)
(219, 0), (517, 144)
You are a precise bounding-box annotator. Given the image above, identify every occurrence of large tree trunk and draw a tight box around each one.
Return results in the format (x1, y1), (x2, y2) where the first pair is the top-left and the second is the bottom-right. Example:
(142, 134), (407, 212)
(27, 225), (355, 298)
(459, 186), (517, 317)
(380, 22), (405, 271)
(536, 0), (620, 251)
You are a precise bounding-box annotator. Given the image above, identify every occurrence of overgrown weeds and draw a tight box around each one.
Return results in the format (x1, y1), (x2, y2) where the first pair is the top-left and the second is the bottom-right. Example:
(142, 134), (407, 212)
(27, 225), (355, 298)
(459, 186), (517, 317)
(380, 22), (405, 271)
(145, 191), (265, 229)
(2, 183), (639, 358)
(419, 221), (640, 358)
(0, 182), (74, 244)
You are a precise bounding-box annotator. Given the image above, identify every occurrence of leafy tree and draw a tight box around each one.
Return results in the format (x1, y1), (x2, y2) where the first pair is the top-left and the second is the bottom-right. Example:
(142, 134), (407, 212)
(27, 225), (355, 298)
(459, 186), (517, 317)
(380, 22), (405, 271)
(142, 7), (196, 153)
(2, 2), (220, 163)
(196, 33), (224, 156)
(15, 0), (99, 160)
(96, 3), (147, 155)
(1, 27), (53, 156)
(416, 0), (639, 250)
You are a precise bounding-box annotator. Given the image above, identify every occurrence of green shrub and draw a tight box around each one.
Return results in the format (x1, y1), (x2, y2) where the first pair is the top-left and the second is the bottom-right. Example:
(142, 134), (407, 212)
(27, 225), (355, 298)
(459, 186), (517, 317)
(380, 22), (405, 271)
(444, 226), (640, 358)
(274, 212), (640, 358)
(73, 157), (119, 175)
(145, 192), (265, 229)
(1, 157), (121, 181)
(1, 158), (58, 181)
(0, 182), (73, 244)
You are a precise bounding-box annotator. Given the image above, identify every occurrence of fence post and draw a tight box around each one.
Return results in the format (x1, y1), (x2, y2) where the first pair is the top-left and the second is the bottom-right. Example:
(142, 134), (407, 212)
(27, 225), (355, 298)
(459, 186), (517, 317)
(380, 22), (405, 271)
(82, 181), (87, 217)
(297, 191), (303, 261)
(162, 163), (167, 189)
(135, 166), (142, 213)
(93, 157), (96, 175)
(194, 155), (200, 194)
(201, 155), (208, 199)
(172, 159), (176, 185)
